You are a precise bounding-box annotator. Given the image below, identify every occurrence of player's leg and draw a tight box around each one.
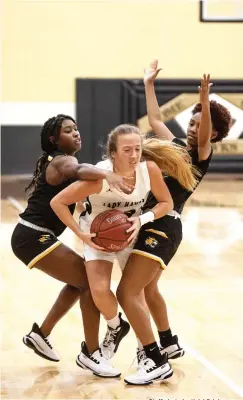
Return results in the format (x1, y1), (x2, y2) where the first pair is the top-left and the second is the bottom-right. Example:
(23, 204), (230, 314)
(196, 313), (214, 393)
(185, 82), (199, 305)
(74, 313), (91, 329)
(25, 244), (121, 377)
(136, 220), (184, 360)
(34, 244), (100, 351)
(40, 284), (80, 336)
(85, 254), (130, 357)
(117, 254), (172, 385)
(145, 269), (184, 359)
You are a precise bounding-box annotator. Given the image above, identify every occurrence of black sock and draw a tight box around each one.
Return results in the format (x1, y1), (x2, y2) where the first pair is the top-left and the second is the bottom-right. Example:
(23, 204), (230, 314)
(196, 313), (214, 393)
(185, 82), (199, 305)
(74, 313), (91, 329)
(143, 342), (163, 365)
(158, 328), (173, 348)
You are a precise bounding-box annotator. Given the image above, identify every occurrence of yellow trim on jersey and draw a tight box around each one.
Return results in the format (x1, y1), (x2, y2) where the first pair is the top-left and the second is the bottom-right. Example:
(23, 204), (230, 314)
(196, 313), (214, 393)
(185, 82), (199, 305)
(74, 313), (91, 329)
(28, 241), (61, 269)
(145, 229), (168, 239)
(131, 249), (166, 270)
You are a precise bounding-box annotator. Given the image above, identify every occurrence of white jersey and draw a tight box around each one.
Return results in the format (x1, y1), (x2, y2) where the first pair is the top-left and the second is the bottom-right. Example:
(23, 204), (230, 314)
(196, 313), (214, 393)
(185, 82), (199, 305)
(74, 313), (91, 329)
(80, 158), (151, 232)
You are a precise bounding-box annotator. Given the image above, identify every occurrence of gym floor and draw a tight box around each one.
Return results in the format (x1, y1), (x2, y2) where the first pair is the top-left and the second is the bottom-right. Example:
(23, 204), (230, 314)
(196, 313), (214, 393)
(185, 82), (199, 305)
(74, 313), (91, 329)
(1, 176), (243, 400)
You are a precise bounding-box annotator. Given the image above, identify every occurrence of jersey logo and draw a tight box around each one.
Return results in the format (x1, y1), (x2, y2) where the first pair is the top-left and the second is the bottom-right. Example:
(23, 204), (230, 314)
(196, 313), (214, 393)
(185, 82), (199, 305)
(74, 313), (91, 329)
(145, 236), (158, 249)
(39, 234), (51, 243)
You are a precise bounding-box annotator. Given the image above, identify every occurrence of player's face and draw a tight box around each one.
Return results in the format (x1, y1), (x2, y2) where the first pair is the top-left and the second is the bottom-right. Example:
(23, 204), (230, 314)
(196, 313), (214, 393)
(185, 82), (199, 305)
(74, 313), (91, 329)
(187, 112), (217, 147)
(113, 133), (142, 172)
(57, 119), (81, 155)
(186, 113), (201, 147)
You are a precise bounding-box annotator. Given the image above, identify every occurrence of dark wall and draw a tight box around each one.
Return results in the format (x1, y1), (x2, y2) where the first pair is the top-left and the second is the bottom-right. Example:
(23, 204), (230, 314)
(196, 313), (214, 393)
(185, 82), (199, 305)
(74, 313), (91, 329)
(1, 126), (42, 174)
(1, 78), (243, 175)
(76, 78), (243, 172)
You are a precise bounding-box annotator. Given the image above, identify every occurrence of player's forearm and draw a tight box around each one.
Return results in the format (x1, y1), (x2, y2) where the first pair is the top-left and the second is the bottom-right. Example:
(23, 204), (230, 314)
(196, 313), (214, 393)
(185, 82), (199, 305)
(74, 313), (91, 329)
(144, 81), (162, 124)
(151, 198), (174, 219)
(198, 103), (212, 147)
(50, 200), (83, 240)
(76, 164), (109, 181)
(144, 81), (174, 140)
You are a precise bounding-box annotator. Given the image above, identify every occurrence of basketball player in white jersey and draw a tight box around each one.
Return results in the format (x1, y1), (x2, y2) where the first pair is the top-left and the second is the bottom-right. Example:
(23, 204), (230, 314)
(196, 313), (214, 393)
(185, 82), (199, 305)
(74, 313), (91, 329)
(51, 123), (198, 383)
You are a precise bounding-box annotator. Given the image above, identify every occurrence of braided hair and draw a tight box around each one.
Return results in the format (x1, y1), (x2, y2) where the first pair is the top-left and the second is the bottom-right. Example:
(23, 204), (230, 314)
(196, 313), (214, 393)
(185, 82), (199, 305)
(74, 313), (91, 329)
(25, 114), (76, 192)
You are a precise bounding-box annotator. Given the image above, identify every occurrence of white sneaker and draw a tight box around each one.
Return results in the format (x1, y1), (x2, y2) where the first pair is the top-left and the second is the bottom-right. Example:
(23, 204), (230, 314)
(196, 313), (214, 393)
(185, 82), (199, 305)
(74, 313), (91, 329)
(100, 312), (130, 359)
(160, 335), (185, 359)
(124, 354), (173, 385)
(76, 341), (121, 378)
(23, 323), (60, 362)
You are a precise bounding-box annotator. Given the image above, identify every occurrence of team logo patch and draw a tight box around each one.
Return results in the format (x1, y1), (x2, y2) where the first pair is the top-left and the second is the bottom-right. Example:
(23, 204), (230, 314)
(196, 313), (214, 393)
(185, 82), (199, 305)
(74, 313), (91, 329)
(145, 236), (158, 249)
(39, 234), (51, 243)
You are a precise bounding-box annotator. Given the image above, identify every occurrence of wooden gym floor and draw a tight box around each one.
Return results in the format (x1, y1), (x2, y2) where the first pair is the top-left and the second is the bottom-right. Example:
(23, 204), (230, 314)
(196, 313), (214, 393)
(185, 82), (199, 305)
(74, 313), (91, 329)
(1, 177), (243, 400)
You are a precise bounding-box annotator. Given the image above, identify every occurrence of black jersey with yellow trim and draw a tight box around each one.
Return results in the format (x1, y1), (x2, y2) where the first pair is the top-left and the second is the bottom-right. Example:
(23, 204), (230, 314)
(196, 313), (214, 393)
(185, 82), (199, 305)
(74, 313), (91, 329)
(144, 137), (213, 215)
(20, 150), (76, 237)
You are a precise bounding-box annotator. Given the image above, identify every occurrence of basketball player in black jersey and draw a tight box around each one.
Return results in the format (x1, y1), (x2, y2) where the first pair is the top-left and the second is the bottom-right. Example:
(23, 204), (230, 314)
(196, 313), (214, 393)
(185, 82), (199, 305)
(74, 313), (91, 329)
(115, 61), (232, 382)
(11, 114), (133, 378)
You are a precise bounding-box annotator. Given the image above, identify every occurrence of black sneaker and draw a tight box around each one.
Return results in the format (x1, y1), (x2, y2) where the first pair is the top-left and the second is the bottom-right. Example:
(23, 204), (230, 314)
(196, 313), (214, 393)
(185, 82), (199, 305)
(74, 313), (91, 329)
(160, 335), (185, 359)
(100, 312), (130, 359)
(23, 323), (60, 362)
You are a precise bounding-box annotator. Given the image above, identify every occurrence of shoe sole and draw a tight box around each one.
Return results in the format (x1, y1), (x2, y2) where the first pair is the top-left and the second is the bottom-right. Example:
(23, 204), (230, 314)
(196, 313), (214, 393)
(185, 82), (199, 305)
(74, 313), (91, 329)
(153, 368), (173, 381)
(124, 366), (173, 385)
(168, 349), (185, 360)
(23, 336), (59, 362)
(124, 379), (153, 386)
(76, 357), (121, 378)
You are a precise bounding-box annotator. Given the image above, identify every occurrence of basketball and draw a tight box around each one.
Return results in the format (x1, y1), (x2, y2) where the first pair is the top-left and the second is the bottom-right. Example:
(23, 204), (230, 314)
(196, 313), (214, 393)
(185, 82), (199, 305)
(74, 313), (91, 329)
(90, 210), (133, 252)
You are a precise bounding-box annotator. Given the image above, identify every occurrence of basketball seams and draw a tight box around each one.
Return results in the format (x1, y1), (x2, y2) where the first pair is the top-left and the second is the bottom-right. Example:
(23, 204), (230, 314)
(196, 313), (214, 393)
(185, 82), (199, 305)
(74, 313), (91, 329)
(90, 210), (132, 252)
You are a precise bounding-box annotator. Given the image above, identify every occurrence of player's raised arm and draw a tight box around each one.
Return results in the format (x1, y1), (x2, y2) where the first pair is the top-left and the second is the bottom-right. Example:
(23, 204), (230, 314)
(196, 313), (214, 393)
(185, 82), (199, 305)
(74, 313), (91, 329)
(197, 74), (213, 161)
(144, 60), (175, 141)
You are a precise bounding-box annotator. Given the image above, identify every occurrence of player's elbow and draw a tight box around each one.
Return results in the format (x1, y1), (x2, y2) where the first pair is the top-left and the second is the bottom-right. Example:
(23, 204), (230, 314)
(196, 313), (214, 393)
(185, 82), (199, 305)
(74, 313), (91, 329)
(167, 197), (174, 213)
(149, 114), (162, 126)
(50, 197), (58, 212)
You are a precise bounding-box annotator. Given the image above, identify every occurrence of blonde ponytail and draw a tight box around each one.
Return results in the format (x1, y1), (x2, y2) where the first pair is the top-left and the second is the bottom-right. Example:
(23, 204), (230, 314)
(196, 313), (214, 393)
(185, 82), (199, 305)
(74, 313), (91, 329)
(142, 138), (200, 191)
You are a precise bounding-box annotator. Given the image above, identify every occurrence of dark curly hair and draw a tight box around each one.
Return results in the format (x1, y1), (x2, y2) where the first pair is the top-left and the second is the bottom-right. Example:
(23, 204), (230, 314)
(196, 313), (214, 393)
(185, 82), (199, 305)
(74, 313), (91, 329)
(192, 100), (232, 143)
(25, 114), (76, 192)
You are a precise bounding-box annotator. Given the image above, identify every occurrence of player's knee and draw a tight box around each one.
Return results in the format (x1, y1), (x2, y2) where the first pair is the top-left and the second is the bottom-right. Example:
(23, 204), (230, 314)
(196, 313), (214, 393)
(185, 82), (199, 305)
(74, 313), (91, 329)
(72, 283), (90, 294)
(72, 273), (90, 294)
(91, 284), (110, 302)
(116, 283), (134, 306)
(144, 284), (160, 304)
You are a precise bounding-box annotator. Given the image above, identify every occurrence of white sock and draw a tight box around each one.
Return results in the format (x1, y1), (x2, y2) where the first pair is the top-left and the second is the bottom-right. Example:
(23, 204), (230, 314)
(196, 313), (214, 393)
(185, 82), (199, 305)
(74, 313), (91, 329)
(106, 314), (120, 329)
(137, 338), (143, 350)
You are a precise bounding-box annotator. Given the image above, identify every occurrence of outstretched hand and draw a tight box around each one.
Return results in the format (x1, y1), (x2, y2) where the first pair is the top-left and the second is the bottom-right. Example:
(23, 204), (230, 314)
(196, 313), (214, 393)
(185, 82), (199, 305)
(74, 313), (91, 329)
(198, 74), (213, 105)
(144, 59), (162, 85)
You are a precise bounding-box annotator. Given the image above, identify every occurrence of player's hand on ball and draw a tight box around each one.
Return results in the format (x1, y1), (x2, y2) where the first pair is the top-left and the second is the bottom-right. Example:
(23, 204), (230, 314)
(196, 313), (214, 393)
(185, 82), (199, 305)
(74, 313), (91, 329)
(105, 171), (134, 194)
(126, 216), (141, 243)
(80, 232), (104, 251)
(144, 59), (162, 85)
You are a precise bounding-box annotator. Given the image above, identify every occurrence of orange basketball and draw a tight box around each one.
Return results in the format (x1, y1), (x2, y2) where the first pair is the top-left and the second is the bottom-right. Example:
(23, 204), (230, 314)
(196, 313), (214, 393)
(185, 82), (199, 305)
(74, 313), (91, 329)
(90, 210), (133, 252)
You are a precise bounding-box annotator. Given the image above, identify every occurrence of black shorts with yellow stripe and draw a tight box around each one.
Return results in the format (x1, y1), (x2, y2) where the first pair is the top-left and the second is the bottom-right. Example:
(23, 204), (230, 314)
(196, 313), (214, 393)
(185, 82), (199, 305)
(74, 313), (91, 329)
(11, 223), (61, 269)
(131, 215), (183, 269)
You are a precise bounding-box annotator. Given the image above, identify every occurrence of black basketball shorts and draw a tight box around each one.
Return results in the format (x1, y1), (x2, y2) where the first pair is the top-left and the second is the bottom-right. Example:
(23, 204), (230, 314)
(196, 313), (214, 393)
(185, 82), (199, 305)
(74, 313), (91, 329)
(132, 215), (183, 269)
(11, 222), (61, 269)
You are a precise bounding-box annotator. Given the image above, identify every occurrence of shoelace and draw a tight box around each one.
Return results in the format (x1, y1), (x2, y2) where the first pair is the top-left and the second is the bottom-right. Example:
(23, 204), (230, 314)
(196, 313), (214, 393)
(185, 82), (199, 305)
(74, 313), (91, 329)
(102, 328), (118, 347)
(129, 349), (146, 369)
(137, 349), (146, 363)
(90, 355), (99, 364)
(140, 358), (157, 373)
(44, 336), (53, 349)
(89, 349), (102, 364)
